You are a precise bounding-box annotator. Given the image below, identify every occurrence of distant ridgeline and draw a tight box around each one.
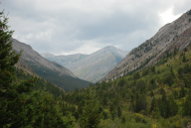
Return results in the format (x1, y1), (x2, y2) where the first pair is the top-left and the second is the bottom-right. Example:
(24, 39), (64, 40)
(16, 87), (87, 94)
(44, 46), (126, 83)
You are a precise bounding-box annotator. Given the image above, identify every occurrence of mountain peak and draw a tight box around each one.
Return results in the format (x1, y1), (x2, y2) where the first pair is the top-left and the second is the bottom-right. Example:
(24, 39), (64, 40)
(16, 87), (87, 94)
(101, 46), (124, 53)
(103, 45), (118, 50)
(44, 45), (127, 83)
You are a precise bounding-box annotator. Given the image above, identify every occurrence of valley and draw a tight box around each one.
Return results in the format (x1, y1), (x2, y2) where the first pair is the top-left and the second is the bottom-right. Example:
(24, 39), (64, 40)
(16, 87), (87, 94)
(0, 5), (191, 128)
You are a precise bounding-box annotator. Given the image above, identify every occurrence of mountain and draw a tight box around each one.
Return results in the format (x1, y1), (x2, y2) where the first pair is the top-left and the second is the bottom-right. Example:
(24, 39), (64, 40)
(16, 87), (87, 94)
(2, 8), (191, 128)
(12, 39), (91, 91)
(44, 46), (126, 83)
(104, 9), (191, 81)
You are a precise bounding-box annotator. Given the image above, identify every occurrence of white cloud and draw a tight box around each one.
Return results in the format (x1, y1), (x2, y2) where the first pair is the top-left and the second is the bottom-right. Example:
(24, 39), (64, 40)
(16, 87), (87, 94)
(58, 40), (103, 55)
(159, 7), (182, 25)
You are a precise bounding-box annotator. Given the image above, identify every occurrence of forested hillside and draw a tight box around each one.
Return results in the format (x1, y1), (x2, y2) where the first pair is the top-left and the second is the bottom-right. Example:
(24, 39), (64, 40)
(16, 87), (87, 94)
(64, 45), (191, 128)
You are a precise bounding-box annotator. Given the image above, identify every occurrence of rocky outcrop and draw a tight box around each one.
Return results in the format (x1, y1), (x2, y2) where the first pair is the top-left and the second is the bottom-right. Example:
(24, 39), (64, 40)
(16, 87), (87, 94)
(104, 9), (191, 81)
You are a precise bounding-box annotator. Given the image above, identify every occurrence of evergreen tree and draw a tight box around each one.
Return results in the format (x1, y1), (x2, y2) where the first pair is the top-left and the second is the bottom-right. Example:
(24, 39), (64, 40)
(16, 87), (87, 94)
(150, 97), (157, 113)
(79, 100), (101, 128)
(179, 87), (186, 98)
(183, 93), (191, 116)
(117, 106), (122, 118)
(159, 92), (169, 118)
(159, 92), (178, 118)
(0, 11), (20, 127)
(0, 11), (19, 72)
(182, 53), (187, 62)
(132, 93), (147, 113)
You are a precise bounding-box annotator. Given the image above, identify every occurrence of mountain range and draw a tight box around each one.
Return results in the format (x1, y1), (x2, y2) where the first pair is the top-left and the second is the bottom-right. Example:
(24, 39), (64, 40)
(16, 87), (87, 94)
(43, 46), (126, 83)
(12, 39), (91, 91)
(2, 7), (191, 128)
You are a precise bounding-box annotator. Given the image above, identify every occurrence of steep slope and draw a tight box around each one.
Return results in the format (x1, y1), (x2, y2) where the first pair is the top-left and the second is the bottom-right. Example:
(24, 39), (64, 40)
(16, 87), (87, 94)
(12, 39), (91, 90)
(104, 9), (191, 81)
(44, 46), (126, 83)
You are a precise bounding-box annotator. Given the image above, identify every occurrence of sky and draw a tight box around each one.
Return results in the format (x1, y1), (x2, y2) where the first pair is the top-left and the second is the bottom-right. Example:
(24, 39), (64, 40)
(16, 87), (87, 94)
(1, 0), (191, 55)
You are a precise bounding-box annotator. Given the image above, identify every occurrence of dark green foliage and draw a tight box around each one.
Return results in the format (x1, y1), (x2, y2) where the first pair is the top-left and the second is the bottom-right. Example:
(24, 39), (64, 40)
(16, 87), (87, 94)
(178, 64), (191, 75)
(150, 97), (157, 113)
(158, 92), (178, 118)
(182, 53), (187, 62)
(148, 79), (157, 90)
(183, 93), (191, 116)
(0, 11), (20, 90)
(0, 12), (19, 70)
(79, 100), (101, 128)
(162, 72), (174, 86)
(0, 11), (20, 127)
(117, 106), (122, 117)
(121, 116), (126, 123)
(118, 78), (126, 87)
(131, 94), (147, 113)
(179, 87), (186, 98)
(133, 72), (141, 79)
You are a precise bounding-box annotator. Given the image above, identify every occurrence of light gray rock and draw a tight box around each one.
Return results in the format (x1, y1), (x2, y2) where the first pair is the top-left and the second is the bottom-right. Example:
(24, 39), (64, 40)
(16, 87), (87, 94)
(104, 9), (191, 81)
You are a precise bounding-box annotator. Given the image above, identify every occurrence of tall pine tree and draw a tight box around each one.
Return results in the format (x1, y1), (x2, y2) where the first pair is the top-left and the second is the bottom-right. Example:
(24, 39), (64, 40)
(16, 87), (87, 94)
(0, 11), (20, 127)
(0, 11), (19, 88)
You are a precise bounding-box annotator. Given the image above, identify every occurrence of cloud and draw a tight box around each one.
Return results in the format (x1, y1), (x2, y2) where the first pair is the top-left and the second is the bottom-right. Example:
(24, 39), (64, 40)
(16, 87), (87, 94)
(58, 40), (104, 55)
(159, 7), (182, 25)
(1, 0), (191, 55)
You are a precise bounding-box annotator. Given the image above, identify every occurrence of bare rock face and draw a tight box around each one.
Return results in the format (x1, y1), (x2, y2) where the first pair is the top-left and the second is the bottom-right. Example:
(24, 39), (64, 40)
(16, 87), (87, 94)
(12, 39), (91, 91)
(104, 9), (191, 81)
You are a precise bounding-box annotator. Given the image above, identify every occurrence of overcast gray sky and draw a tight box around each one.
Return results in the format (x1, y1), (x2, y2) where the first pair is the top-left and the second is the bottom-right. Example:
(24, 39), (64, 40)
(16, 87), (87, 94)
(1, 0), (191, 55)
